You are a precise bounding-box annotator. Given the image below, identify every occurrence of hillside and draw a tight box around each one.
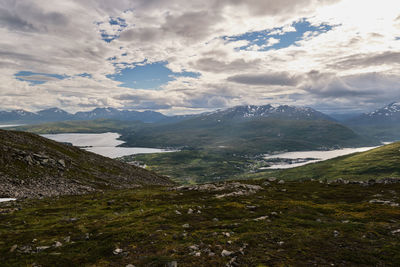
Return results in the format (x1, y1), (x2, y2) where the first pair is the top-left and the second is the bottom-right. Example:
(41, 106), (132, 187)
(1, 179), (399, 266)
(264, 142), (400, 181)
(121, 117), (376, 154)
(0, 130), (172, 198)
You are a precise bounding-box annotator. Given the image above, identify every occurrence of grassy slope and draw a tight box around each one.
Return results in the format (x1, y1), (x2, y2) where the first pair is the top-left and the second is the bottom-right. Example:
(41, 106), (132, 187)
(1, 180), (399, 266)
(123, 151), (262, 184)
(250, 142), (400, 181)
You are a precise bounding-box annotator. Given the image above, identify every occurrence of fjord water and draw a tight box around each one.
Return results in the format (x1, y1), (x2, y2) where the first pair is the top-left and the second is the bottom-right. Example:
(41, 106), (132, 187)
(42, 132), (174, 158)
(0, 198), (16, 202)
(264, 146), (379, 169)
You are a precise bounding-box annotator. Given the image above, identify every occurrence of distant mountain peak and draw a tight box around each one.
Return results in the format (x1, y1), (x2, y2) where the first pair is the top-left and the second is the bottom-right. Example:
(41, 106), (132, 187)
(203, 104), (333, 122)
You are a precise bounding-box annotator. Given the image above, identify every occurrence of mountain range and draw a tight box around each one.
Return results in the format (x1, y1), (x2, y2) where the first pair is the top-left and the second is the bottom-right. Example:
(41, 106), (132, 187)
(0, 107), (169, 124)
(344, 102), (400, 141)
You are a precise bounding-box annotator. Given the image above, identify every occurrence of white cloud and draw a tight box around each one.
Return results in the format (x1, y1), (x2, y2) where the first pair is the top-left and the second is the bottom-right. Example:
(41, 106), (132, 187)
(0, 0), (399, 114)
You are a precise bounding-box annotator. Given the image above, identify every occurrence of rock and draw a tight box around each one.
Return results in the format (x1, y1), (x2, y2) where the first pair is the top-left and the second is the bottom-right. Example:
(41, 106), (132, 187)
(113, 248), (123, 255)
(270, 212), (278, 216)
(175, 210), (182, 215)
(9, 244), (18, 253)
(53, 241), (62, 248)
(213, 218), (219, 222)
(189, 244), (199, 251)
(278, 180), (285, 184)
(333, 230), (340, 237)
(58, 159), (66, 168)
(126, 264), (136, 267)
(246, 205), (257, 210)
(36, 246), (50, 252)
(194, 252), (201, 257)
(221, 249), (234, 257)
(253, 215), (269, 221)
(391, 229), (400, 235)
(268, 177), (277, 182)
(167, 261), (178, 267)
(208, 252), (216, 257)
(277, 241), (284, 246)
(262, 181), (270, 186)
(187, 208), (193, 214)
(182, 223), (190, 229)
(64, 236), (71, 243)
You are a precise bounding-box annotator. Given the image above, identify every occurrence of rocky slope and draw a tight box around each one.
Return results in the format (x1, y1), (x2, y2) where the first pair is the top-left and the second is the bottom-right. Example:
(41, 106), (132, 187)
(0, 130), (172, 198)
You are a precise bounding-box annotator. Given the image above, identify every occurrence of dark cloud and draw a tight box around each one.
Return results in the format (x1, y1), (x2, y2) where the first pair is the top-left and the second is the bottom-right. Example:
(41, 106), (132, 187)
(0, 1), (69, 32)
(331, 52), (400, 70)
(227, 72), (300, 86)
(303, 71), (400, 100)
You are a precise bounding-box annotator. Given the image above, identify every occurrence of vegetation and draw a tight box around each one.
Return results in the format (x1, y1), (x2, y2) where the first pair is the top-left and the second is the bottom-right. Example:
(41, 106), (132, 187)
(241, 142), (400, 182)
(1, 180), (399, 266)
(120, 150), (269, 184)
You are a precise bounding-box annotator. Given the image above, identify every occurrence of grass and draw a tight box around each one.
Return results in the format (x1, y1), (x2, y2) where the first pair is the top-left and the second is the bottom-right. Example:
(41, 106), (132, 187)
(120, 150), (266, 184)
(1, 180), (399, 266)
(265, 142), (400, 181)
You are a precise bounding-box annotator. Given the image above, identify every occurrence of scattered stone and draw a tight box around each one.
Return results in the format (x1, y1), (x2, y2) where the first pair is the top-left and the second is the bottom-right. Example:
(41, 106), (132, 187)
(189, 245), (199, 251)
(262, 181), (270, 186)
(182, 224), (190, 229)
(221, 249), (234, 257)
(53, 241), (62, 248)
(278, 241), (284, 246)
(175, 210), (182, 215)
(36, 246), (50, 252)
(208, 252), (216, 257)
(64, 236), (71, 243)
(391, 229), (400, 235)
(333, 230), (340, 237)
(126, 264), (136, 267)
(253, 215), (269, 221)
(194, 252), (201, 257)
(187, 208), (194, 214)
(213, 218), (219, 222)
(246, 205), (257, 210)
(268, 177), (277, 182)
(278, 180), (285, 184)
(167, 261), (178, 267)
(10, 244), (18, 253)
(270, 212), (278, 216)
(113, 248), (123, 255)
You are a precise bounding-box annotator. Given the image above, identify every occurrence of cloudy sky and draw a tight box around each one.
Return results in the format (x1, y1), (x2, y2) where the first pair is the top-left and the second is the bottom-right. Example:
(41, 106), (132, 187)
(1, 0), (399, 114)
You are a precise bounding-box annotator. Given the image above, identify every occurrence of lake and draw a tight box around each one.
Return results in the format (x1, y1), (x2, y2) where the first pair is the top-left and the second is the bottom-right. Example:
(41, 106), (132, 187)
(263, 146), (379, 169)
(42, 132), (175, 158)
(0, 124), (23, 128)
(0, 198), (16, 203)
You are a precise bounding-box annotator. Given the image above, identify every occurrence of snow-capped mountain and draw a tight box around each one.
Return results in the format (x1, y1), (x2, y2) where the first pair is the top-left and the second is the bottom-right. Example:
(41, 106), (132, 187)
(0, 107), (168, 124)
(202, 105), (334, 122)
(37, 108), (73, 121)
(347, 102), (400, 125)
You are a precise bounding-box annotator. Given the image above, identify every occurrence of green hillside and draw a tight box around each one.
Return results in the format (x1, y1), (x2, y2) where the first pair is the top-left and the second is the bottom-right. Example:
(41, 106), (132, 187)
(272, 142), (400, 181)
(1, 180), (399, 266)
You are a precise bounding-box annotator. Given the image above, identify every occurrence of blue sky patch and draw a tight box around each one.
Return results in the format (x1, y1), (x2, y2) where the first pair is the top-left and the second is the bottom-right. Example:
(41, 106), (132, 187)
(225, 19), (333, 51)
(108, 61), (200, 89)
(15, 71), (68, 85)
(99, 16), (128, 43)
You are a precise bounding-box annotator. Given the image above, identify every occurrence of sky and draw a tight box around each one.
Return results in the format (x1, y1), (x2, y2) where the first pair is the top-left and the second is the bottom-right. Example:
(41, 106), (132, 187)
(0, 0), (399, 115)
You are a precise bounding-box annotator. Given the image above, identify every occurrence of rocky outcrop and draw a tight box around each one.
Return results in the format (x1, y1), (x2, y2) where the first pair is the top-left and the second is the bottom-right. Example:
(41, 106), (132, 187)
(0, 129), (172, 198)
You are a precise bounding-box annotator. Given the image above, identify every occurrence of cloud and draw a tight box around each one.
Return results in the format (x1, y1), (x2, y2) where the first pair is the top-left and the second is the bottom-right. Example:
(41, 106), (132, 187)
(0, 0), (399, 114)
(227, 72), (300, 86)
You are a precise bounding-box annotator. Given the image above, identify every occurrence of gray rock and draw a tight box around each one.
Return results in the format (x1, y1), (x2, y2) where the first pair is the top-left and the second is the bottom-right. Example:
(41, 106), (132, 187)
(182, 223), (190, 229)
(333, 230), (340, 237)
(36, 246), (50, 252)
(167, 261), (178, 267)
(9, 244), (18, 253)
(53, 241), (62, 248)
(221, 249), (234, 257)
(113, 248), (123, 255)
